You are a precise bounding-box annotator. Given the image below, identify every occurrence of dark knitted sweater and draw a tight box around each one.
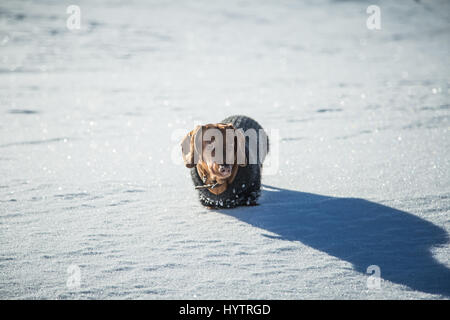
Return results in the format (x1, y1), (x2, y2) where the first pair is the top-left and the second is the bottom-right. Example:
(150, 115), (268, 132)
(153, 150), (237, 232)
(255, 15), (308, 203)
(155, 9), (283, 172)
(190, 115), (268, 208)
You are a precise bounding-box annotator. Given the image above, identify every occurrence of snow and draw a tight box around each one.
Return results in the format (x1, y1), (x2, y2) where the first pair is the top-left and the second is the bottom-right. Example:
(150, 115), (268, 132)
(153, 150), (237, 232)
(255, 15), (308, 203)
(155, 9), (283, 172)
(0, 0), (449, 299)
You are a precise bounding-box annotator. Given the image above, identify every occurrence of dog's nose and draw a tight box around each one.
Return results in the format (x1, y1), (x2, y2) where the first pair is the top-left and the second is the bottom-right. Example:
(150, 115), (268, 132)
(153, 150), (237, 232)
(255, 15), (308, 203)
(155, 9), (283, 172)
(218, 164), (232, 173)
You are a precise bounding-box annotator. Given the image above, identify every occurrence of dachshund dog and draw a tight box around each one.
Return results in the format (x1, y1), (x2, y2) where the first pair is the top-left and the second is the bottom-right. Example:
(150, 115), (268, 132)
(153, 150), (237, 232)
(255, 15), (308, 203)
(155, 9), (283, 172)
(181, 115), (268, 208)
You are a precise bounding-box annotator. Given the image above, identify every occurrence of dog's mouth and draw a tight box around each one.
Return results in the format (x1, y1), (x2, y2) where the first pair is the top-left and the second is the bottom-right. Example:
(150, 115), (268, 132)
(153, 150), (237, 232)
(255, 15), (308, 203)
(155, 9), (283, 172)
(215, 163), (232, 177)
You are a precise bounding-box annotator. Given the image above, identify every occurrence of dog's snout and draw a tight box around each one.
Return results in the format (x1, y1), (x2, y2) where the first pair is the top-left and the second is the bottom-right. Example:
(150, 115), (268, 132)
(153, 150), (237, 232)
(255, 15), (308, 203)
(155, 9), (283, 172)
(218, 164), (232, 173)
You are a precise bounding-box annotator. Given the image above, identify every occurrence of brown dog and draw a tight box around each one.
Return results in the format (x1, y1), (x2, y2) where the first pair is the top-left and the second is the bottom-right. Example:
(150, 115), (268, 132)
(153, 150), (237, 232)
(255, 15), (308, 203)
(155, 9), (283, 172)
(181, 123), (246, 195)
(181, 115), (268, 209)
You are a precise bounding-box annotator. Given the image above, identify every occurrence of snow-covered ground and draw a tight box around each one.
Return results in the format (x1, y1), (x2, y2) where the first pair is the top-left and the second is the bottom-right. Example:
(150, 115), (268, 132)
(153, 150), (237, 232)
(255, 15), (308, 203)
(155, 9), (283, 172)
(0, 0), (449, 299)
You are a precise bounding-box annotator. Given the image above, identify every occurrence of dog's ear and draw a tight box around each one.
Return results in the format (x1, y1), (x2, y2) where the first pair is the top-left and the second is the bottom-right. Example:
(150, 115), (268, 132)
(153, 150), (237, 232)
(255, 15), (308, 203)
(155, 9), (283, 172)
(217, 123), (235, 130)
(181, 125), (202, 168)
(235, 128), (247, 167)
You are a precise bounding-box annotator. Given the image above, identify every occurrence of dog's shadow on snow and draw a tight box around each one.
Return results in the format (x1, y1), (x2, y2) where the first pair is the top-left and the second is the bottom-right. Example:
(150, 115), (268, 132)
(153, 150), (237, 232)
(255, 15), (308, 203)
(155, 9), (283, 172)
(217, 185), (450, 297)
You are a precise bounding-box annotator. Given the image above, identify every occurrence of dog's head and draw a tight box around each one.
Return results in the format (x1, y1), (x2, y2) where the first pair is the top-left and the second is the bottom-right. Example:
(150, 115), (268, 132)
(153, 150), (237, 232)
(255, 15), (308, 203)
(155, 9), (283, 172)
(181, 123), (247, 181)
